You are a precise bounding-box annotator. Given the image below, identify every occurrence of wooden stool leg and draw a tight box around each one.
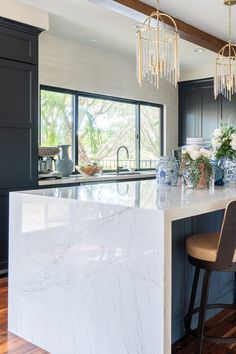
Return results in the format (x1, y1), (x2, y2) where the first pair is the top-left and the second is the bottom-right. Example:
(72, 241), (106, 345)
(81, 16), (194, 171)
(185, 266), (200, 335)
(195, 270), (211, 354)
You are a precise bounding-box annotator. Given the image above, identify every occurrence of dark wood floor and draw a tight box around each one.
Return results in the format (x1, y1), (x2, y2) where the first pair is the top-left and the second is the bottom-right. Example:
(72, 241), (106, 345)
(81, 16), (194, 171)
(173, 308), (236, 354)
(1, 276), (236, 353)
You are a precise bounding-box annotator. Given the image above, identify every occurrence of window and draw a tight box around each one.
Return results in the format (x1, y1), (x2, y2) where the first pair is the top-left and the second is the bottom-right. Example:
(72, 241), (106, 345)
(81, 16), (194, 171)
(40, 89), (74, 158)
(140, 104), (162, 169)
(40, 86), (163, 171)
(78, 97), (136, 170)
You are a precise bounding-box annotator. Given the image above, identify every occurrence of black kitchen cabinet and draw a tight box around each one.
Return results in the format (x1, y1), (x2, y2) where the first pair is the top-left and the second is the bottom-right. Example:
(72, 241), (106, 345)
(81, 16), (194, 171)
(221, 94), (236, 124)
(0, 59), (38, 189)
(0, 18), (42, 273)
(0, 194), (9, 272)
(179, 83), (200, 145)
(200, 82), (220, 140)
(178, 78), (227, 146)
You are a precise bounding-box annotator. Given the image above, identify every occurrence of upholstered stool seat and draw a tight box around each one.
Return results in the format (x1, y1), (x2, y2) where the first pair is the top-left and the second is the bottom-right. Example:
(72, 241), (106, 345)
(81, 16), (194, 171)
(186, 232), (236, 263)
(185, 201), (236, 354)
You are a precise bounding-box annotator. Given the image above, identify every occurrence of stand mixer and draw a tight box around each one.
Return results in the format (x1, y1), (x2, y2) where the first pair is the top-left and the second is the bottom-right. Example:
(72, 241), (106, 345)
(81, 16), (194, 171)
(38, 147), (62, 179)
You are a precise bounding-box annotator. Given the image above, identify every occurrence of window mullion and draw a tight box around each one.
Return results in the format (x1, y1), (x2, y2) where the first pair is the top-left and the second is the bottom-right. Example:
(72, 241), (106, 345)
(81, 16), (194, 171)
(135, 103), (140, 170)
(74, 94), (79, 166)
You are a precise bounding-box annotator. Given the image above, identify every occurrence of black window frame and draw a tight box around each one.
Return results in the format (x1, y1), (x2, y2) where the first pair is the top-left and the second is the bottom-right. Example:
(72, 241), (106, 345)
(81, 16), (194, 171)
(40, 85), (164, 171)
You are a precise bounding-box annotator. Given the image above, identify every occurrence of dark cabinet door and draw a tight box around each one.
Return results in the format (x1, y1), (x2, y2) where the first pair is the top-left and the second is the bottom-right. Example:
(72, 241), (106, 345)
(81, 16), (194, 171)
(0, 194), (8, 273)
(179, 79), (221, 146)
(0, 59), (38, 189)
(0, 25), (38, 64)
(179, 84), (200, 146)
(221, 94), (236, 125)
(200, 83), (219, 143)
(0, 18), (41, 275)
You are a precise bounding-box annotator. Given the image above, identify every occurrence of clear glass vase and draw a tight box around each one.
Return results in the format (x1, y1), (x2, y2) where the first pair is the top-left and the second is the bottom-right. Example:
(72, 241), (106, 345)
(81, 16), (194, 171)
(183, 162), (213, 190)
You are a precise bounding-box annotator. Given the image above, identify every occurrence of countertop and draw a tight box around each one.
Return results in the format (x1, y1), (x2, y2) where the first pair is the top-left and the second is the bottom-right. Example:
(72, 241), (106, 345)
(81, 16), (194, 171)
(10, 179), (236, 354)
(38, 170), (155, 187)
(23, 179), (236, 221)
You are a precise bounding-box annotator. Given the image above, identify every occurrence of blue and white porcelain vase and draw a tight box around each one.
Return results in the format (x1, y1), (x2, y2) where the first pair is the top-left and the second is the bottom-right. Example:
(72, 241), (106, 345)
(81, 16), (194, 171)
(156, 156), (179, 187)
(219, 157), (236, 184)
(56, 145), (74, 177)
(210, 159), (224, 186)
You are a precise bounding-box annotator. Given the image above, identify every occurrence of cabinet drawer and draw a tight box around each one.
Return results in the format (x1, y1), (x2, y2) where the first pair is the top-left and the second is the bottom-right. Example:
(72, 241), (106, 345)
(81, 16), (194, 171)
(0, 25), (38, 64)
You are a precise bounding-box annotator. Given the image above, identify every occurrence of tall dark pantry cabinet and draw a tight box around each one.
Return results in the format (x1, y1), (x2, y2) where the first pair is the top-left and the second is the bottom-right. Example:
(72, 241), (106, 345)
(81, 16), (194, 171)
(0, 18), (42, 274)
(178, 78), (236, 146)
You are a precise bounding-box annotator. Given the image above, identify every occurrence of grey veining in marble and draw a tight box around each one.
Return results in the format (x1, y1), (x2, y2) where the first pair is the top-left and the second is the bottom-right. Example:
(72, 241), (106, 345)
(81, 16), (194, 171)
(8, 180), (236, 354)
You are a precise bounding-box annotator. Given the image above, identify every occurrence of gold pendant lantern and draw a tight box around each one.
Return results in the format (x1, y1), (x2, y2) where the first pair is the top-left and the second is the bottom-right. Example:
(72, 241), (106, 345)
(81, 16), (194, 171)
(214, 0), (236, 101)
(135, 0), (179, 89)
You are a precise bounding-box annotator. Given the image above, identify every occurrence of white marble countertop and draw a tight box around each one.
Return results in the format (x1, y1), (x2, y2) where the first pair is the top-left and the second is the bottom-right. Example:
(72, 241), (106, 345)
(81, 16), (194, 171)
(26, 179), (236, 221)
(38, 170), (155, 187)
(9, 180), (236, 354)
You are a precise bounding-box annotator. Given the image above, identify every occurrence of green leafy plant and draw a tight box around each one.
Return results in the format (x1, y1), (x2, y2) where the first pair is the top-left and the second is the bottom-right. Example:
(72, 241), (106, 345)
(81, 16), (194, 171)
(211, 125), (236, 160)
(183, 156), (212, 188)
(182, 147), (213, 189)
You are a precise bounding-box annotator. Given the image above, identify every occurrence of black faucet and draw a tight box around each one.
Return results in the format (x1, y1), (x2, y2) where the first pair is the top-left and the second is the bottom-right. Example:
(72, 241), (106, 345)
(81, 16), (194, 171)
(116, 146), (129, 173)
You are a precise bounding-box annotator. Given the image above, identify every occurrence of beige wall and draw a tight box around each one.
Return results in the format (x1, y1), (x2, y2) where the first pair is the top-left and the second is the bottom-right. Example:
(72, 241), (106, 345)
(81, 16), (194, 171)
(0, 0), (49, 29)
(180, 63), (214, 82)
(39, 33), (178, 154)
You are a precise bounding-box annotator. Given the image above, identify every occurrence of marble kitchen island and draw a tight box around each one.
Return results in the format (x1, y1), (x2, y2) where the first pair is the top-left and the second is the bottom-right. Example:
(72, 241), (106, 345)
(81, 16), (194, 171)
(8, 180), (236, 354)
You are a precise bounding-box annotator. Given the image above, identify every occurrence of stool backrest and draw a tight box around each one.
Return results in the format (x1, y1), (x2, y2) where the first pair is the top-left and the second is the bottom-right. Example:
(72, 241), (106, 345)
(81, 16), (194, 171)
(216, 200), (236, 269)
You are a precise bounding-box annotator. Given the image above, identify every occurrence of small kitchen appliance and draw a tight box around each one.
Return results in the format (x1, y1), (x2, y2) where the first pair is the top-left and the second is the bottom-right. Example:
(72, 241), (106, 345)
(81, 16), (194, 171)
(38, 146), (62, 179)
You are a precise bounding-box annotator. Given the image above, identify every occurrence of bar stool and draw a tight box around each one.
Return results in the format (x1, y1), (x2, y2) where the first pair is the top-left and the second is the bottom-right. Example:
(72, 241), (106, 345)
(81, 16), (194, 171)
(185, 200), (236, 354)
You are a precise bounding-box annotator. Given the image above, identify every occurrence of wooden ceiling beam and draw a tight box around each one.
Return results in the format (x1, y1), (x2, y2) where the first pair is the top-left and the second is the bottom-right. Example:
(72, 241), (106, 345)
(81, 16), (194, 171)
(113, 0), (226, 53)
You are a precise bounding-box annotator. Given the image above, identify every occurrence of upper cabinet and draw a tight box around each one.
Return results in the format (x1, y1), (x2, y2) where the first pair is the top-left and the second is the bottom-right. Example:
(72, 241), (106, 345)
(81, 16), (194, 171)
(179, 83), (200, 145)
(0, 20), (38, 64)
(178, 78), (230, 146)
(221, 94), (236, 124)
(0, 18), (41, 190)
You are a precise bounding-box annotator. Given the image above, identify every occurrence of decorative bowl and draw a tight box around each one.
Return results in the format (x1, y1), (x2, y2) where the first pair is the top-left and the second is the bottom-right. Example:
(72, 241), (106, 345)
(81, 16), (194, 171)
(79, 164), (102, 176)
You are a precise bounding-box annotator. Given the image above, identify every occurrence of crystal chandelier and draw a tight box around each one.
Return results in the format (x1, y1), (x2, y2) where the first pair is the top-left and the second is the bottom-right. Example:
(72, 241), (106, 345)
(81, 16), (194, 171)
(214, 0), (236, 101)
(135, 0), (179, 89)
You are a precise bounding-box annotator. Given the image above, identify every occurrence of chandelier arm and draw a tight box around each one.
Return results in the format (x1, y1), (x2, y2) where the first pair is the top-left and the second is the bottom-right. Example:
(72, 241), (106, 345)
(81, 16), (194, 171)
(217, 43), (230, 55)
(158, 13), (178, 32)
(143, 12), (178, 32)
(143, 12), (166, 27)
(217, 43), (236, 57)
(231, 45), (236, 56)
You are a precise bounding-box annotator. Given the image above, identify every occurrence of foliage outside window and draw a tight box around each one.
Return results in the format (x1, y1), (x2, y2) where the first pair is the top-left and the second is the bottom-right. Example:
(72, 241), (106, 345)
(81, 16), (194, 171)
(78, 97), (135, 170)
(41, 90), (73, 147)
(40, 87), (163, 171)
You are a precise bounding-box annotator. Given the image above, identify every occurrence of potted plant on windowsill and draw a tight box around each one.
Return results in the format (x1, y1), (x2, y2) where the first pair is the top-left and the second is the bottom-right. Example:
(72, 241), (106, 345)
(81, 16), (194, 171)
(211, 126), (236, 184)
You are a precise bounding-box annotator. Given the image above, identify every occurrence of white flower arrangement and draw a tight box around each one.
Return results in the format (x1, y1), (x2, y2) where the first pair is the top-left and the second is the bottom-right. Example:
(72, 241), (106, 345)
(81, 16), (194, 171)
(182, 145), (212, 161)
(211, 126), (236, 160)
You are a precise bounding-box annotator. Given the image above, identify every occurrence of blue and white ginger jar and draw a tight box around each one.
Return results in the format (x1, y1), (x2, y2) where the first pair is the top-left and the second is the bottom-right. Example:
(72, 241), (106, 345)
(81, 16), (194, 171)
(156, 156), (179, 187)
(219, 157), (236, 184)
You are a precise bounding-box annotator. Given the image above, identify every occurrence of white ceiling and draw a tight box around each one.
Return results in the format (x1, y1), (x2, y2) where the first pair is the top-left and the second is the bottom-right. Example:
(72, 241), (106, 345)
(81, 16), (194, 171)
(17, 0), (224, 70)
